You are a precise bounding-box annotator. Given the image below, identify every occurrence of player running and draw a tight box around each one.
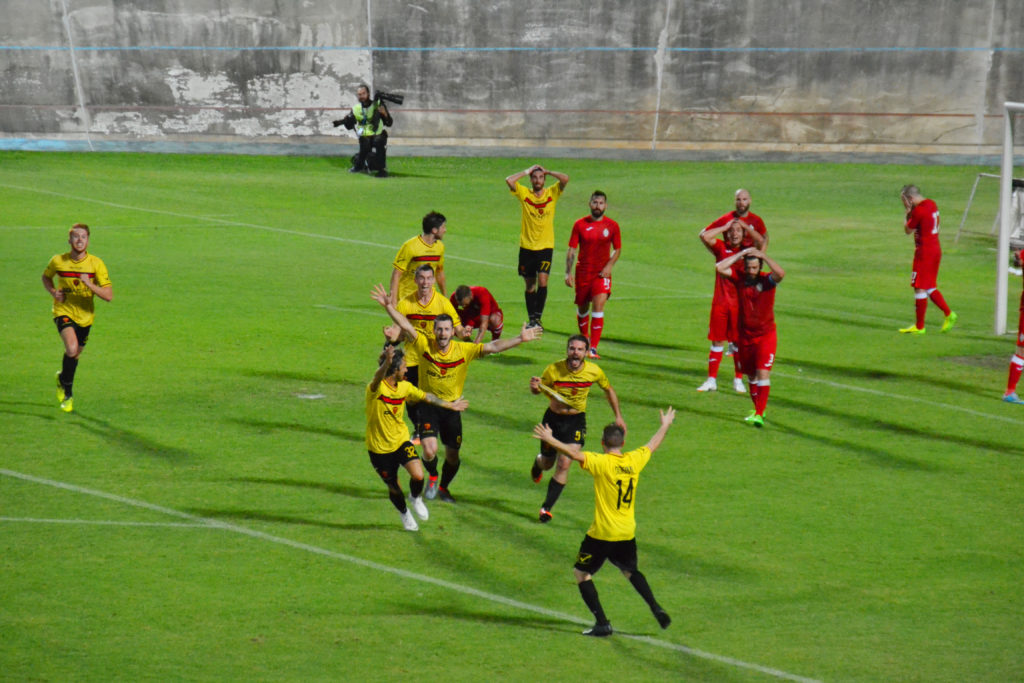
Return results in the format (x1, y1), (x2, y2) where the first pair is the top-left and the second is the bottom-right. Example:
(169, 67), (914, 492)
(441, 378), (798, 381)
(566, 190), (621, 359)
(372, 284), (541, 503)
(529, 335), (625, 523)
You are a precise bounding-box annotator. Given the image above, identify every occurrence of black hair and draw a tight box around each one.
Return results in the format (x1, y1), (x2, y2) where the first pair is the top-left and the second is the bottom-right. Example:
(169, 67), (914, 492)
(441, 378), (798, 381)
(601, 424), (625, 448)
(422, 211), (446, 235)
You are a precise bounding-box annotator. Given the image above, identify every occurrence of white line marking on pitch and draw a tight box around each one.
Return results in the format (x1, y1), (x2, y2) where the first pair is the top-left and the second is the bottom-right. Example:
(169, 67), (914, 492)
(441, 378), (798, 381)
(0, 516), (211, 528)
(0, 468), (819, 683)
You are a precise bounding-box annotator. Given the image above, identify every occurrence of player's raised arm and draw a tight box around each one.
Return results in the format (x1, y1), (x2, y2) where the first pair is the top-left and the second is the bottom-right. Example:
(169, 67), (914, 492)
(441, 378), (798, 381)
(644, 407), (676, 453)
(481, 321), (542, 357)
(603, 384), (626, 433)
(371, 283), (419, 339)
(716, 247), (753, 277)
(506, 165), (537, 191)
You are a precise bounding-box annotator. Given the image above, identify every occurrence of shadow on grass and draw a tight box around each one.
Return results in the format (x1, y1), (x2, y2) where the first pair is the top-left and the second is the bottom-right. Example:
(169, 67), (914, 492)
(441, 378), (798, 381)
(185, 507), (387, 531)
(0, 399), (59, 421)
(389, 597), (572, 633)
(238, 368), (365, 388)
(73, 414), (194, 461)
(228, 476), (378, 500)
(769, 394), (1024, 461)
(228, 417), (363, 442)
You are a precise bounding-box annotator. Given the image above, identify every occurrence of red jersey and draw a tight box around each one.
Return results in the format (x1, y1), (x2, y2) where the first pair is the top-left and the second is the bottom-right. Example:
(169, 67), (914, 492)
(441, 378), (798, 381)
(568, 215), (621, 280)
(905, 199), (941, 252)
(733, 272), (778, 340)
(705, 211), (767, 247)
(450, 286), (501, 322)
(709, 240), (744, 306)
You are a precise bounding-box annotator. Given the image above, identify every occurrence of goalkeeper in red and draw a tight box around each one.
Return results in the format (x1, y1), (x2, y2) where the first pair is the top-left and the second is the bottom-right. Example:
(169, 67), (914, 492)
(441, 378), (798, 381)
(41, 223), (113, 413)
(533, 407), (676, 637)
(566, 190), (621, 358)
(1003, 249), (1024, 404)
(899, 184), (957, 334)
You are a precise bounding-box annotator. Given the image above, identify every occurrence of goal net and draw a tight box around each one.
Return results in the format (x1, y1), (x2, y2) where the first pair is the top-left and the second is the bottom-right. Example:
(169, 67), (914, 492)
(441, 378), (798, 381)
(994, 101), (1024, 335)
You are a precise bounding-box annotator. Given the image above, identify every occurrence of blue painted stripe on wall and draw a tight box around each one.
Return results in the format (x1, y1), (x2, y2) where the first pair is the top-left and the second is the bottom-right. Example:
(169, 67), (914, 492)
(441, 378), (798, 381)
(1, 45), (1022, 53)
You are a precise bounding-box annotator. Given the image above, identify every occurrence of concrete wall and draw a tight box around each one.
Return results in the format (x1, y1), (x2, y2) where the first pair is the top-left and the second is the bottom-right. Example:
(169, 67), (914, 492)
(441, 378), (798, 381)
(1, 0), (1022, 161)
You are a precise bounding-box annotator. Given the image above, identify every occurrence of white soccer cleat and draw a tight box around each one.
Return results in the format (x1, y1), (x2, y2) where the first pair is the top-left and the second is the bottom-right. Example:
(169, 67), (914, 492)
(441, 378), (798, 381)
(409, 494), (429, 520)
(733, 377), (747, 393)
(425, 475), (438, 500)
(697, 377), (717, 392)
(400, 509), (419, 531)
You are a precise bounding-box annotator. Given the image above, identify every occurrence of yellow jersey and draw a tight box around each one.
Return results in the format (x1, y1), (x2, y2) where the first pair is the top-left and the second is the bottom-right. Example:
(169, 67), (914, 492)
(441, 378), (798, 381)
(540, 359), (610, 413)
(365, 378), (426, 453)
(43, 252), (112, 327)
(513, 183), (563, 250)
(580, 447), (652, 541)
(397, 290), (461, 368)
(392, 236), (445, 302)
(411, 333), (483, 401)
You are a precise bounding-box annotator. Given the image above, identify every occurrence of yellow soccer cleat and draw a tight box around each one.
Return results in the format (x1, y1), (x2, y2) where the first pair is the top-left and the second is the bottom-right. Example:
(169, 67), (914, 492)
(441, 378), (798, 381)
(898, 325), (926, 335)
(55, 371), (65, 402)
(941, 311), (958, 333)
(60, 397), (74, 413)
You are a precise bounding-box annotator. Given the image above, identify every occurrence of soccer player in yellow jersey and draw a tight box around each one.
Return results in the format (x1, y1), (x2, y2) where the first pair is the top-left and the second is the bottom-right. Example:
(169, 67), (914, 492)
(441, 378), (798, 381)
(506, 164), (569, 328)
(366, 345), (467, 531)
(533, 407), (676, 637)
(394, 263), (464, 444)
(528, 335), (624, 523)
(389, 210), (447, 305)
(372, 283), (541, 502)
(41, 223), (113, 413)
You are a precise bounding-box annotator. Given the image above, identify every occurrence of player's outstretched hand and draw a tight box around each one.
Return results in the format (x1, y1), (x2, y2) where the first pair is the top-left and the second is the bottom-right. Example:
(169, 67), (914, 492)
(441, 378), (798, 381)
(520, 322), (542, 342)
(370, 283), (389, 307)
(660, 406), (676, 426)
(532, 423), (554, 443)
(450, 397), (469, 412)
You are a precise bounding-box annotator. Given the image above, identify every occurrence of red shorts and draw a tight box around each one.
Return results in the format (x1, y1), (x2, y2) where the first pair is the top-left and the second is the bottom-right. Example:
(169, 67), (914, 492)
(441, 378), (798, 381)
(462, 309), (504, 333)
(1017, 291), (1024, 345)
(738, 329), (777, 376)
(707, 299), (738, 342)
(574, 276), (612, 308)
(911, 249), (941, 290)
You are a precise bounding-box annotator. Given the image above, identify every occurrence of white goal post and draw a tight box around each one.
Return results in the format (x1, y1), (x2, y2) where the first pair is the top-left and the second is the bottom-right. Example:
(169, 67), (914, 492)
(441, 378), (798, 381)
(995, 102), (1024, 335)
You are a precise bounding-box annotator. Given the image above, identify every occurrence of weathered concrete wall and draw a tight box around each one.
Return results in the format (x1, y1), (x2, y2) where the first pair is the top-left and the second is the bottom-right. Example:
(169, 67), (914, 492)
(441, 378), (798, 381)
(1, 0), (1022, 160)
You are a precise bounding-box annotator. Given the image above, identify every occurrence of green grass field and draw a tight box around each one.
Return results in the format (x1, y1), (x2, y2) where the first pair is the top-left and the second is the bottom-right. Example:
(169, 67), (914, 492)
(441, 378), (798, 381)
(2, 151), (1022, 682)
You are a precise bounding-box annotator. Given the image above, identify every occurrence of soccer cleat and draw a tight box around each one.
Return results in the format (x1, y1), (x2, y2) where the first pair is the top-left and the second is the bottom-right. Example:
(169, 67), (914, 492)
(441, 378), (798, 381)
(437, 487), (456, 503)
(400, 509), (419, 531)
(55, 371), (66, 402)
(1002, 392), (1024, 404)
(348, 166), (362, 174)
(697, 377), (717, 392)
(653, 607), (672, 629)
(588, 348), (600, 359)
(726, 342), (738, 356)
(899, 324), (926, 334)
(375, 169), (388, 178)
(408, 494), (429, 521)
(743, 410), (757, 424)
(60, 397), (74, 413)
(733, 377), (746, 393)
(749, 414), (764, 428)
(539, 507), (553, 523)
(425, 475), (439, 500)
(582, 623), (613, 637)
(531, 460), (543, 483)
(941, 311), (958, 332)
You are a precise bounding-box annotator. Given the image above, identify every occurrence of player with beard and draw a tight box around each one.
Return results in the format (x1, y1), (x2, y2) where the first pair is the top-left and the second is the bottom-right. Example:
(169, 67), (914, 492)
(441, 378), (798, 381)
(529, 335), (625, 522)
(566, 191), (622, 359)
(506, 164), (570, 329)
(373, 284), (541, 503)
(716, 248), (786, 427)
(697, 218), (765, 393)
(703, 188), (769, 249)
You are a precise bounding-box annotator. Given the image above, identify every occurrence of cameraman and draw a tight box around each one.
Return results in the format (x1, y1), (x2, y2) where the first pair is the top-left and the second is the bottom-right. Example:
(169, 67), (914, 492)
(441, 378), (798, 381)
(336, 84), (393, 178)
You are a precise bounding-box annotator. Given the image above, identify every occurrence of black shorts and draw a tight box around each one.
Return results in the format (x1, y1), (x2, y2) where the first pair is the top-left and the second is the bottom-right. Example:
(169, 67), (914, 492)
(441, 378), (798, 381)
(368, 442), (419, 484)
(574, 534), (638, 575)
(518, 247), (553, 279)
(539, 409), (586, 459)
(418, 404), (463, 449)
(405, 364), (419, 386)
(54, 316), (91, 348)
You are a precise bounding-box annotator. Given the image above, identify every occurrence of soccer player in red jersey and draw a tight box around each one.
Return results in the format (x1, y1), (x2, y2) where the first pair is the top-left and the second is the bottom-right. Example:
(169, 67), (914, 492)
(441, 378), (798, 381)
(450, 285), (504, 342)
(697, 218), (765, 393)
(716, 247), (785, 427)
(899, 185), (957, 334)
(566, 191), (621, 359)
(1003, 249), (1024, 404)
(703, 188), (769, 249)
